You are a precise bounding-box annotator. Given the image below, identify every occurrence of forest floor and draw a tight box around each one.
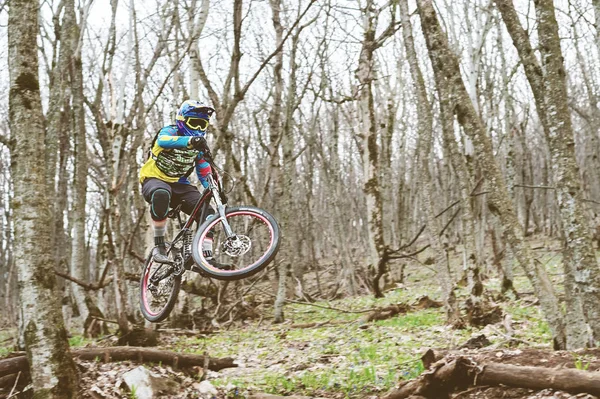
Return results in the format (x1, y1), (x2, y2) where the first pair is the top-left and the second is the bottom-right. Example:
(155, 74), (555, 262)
(2, 239), (600, 398)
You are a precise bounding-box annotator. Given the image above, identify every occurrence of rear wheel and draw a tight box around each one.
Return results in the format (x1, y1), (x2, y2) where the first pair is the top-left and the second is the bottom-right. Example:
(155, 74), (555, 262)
(139, 252), (181, 322)
(192, 206), (280, 281)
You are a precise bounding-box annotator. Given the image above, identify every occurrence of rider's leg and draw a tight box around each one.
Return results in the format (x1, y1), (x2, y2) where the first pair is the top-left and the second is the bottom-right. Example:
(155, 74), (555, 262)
(142, 179), (172, 263)
(171, 182), (202, 219)
(172, 183), (231, 269)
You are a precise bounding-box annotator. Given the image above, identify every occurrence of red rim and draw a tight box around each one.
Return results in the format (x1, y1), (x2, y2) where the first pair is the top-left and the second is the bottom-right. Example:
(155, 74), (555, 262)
(196, 211), (275, 274)
(141, 261), (159, 316)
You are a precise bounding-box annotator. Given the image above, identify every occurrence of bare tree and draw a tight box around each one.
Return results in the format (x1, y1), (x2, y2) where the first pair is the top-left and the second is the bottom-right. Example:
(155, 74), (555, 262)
(355, 0), (398, 298)
(496, 0), (600, 348)
(399, 0), (461, 325)
(7, 0), (79, 395)
(269, 0), (289, 323)
(64, 0), (92, 329)
(416, 0), (566, 348)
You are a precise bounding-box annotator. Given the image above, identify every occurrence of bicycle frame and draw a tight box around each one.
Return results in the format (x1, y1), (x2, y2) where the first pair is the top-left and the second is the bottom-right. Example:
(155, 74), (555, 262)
(168, 173), (231, 247)
(149, 172), (234, 286)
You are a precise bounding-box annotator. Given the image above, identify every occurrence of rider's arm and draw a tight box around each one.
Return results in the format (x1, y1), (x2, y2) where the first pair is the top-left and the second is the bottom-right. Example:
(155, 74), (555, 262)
(195, 153), (212, 188)
(155, 126), (195, 149)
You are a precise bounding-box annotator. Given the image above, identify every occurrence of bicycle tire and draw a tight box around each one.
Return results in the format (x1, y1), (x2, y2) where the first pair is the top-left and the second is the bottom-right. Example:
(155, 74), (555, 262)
(191, 206), (281, 281)
(139, 253), (181, 322)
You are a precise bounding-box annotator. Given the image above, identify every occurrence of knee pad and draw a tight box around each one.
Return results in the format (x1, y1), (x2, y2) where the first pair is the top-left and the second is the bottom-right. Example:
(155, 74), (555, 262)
(150, 189), (171, 221)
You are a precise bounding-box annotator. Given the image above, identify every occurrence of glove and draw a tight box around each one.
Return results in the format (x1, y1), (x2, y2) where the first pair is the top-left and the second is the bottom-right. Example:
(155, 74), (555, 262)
(189, 136), (209, 152)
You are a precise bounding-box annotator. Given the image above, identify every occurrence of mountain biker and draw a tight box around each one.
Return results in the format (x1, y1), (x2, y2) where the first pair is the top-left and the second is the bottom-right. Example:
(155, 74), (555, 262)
(139, 99), (226, 268)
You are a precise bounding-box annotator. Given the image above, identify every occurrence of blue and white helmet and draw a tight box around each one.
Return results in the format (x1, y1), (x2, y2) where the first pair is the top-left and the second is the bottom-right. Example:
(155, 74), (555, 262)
(175, 100), (215, 136)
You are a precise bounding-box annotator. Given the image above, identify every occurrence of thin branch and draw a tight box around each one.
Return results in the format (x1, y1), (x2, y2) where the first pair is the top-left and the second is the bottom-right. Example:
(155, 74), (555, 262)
(257, 288), (374, 314)
(216, 263), (277, 321)
(290, 144), (308, 162)
(469, 177), (484, 196)
(195, 56), (222, 111)
(388, 224), (426, 255)
(91, 316), (119, 325)
(96, 260), (113, 288)
(129, 250), (146, 263)
(375, 21), (401, 48)
(513, 184), (555, 190)
(124, 207), (146, 260)
(54, 269), (112, 291)
(435, 200), (460, 219)
(388, 244), (431, 260)
(374, 2), (399, 48)
(439, 208), (461, 237)
(318, 93), (358, 104)
(7, 371), (20, 398)
(237, 0), (317, 101)
(144, 10), (195, 117)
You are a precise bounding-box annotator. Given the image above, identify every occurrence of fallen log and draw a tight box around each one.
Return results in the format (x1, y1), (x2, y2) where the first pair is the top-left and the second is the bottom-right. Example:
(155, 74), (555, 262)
(477, 362), (600, 395)
(248, 395), (314, 399)
(278, 320), (351, 329)
(382, 354), (600, 398)
(0, 346), (236, 380)
(0, 371), (28, 398)
(156, 328), (215, 336)
(360, 304), (412, 323)
(382, 357), (471, 399)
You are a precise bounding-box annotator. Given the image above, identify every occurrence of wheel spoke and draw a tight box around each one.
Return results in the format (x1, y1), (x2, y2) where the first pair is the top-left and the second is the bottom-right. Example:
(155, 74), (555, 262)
(140, 254), (181, 321)
(193, 207), (280, 279)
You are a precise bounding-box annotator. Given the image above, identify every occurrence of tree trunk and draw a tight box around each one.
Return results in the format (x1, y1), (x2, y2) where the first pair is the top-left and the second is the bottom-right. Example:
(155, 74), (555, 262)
(496, 0), (600, 347)
(417, 0), (566, 348)
(268, 0), (288, 324)
(65, 0), (91, 328)
(7, 0), (80, 396)
(399, 0), (461, 326)
(356, 1), (389, 298)
(534, 0), (600, 347)
(188, 0), (210, 100)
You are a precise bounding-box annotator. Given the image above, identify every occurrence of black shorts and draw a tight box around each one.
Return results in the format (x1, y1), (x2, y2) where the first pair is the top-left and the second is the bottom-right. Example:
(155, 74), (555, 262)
(141, 178), (202, 216)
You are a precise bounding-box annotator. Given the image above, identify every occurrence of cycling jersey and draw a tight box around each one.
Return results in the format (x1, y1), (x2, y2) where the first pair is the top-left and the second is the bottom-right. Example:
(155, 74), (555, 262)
(139, 125), (211, 187)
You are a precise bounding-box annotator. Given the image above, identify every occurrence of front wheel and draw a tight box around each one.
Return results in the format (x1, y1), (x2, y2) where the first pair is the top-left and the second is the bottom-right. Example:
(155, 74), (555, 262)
(192, 206), (281, 281)
(139, 252), (181, 322)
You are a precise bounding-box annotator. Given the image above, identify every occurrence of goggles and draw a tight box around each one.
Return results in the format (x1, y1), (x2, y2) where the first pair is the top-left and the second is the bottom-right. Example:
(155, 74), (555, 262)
(185, 117), (209, 131)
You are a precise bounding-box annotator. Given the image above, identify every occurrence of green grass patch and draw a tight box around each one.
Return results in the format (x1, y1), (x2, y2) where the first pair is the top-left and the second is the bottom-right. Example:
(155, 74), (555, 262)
(375, 309), (443, 330)
(0, 329), (15, 357)
(68, 335), (93, 348)
(505, 303), (551, 344)
(0, 346), (11, 357)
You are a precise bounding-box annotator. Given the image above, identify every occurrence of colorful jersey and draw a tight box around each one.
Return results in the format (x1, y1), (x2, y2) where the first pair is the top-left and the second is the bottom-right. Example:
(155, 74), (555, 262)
(139, 125), (212, 187)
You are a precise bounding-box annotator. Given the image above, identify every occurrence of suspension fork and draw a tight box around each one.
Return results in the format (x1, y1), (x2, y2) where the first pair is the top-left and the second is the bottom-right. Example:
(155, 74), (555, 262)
(207, 175), (235, 237)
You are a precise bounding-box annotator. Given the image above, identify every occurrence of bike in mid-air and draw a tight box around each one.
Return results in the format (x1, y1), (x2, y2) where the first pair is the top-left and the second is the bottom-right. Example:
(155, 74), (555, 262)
(139, 160), (280, 322)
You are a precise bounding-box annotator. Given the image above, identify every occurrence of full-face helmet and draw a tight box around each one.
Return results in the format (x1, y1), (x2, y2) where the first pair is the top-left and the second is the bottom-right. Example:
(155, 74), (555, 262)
(175, 100), (215, 136)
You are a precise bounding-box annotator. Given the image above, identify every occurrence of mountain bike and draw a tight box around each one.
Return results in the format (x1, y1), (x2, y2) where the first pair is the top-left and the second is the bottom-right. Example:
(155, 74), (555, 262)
(139, 163), (281, 322)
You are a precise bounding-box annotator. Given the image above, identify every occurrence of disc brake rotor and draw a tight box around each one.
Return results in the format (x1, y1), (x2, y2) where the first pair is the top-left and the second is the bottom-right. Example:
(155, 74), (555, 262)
(222, 235), (251, 257)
